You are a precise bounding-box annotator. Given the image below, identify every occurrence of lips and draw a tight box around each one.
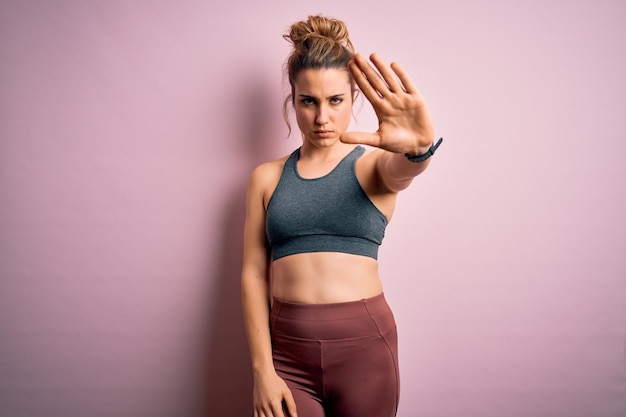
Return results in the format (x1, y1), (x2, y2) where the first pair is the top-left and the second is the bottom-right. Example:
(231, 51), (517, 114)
(314, 130), (333, 137)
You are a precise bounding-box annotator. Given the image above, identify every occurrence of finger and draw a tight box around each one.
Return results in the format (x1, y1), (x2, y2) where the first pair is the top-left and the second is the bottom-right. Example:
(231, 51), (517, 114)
(390, 61), (419, 95)
(350, 53), (393, 100)
(349, 58), (383, 106)
(283, 390), (298, 417)
(369, 53), (404, 93)
(270, 400), (286, 417)
(341, 131), (381, 147)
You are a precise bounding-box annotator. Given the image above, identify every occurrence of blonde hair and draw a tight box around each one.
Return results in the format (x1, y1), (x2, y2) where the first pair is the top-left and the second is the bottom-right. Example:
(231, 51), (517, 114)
(282, 15), (355, 135)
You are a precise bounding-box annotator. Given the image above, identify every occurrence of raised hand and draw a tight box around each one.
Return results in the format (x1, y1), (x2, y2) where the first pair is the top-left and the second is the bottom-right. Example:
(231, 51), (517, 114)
(342, 53), (435, 155)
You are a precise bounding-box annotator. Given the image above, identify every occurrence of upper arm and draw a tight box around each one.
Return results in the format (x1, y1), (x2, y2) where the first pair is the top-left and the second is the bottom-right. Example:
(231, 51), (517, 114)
(241, 165), (272, 281)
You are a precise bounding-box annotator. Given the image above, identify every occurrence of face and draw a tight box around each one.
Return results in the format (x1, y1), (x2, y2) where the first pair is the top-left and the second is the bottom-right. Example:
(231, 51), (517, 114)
(293, 68), (353, 147)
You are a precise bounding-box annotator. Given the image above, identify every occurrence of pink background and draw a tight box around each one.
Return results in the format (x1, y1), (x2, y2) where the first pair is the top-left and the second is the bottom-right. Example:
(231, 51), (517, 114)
(1, 1), (624, 416)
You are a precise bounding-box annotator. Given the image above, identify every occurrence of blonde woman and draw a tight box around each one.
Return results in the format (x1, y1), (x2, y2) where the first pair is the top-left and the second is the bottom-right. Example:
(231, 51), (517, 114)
(241, 15), (442, 417)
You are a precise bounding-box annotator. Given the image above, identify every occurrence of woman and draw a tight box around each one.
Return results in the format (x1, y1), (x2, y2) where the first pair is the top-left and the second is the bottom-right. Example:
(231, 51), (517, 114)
(241, 15), (442, 417)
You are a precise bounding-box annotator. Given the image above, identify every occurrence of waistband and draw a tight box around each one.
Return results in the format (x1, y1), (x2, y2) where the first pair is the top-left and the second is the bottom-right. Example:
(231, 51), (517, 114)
(272, 292), (387, 320)
(270, 293), (393, 340)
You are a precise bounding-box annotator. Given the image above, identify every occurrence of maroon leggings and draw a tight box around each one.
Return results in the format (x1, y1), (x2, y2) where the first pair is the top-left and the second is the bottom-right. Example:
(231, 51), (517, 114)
(270, 293), (400, 417)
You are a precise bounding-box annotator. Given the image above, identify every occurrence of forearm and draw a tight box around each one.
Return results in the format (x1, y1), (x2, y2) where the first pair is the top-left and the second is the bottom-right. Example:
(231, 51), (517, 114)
(377, 150), (432, 192)
(241, 270), (275, 375)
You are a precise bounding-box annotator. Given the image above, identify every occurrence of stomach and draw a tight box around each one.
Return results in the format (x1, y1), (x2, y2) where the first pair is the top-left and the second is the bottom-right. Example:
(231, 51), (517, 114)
(270, 252), (384, 304)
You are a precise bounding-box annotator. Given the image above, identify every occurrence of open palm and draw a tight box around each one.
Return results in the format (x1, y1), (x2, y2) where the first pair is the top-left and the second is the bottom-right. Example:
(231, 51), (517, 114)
(341, 53), (435, 155)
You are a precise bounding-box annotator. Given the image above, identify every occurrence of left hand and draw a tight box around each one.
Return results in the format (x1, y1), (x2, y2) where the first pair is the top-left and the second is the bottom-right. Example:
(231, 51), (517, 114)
(341, 53), (435, 155)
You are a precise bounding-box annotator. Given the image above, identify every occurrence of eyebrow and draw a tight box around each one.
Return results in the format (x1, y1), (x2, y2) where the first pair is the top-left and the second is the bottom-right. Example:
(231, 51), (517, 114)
(298, 93), (346, 100)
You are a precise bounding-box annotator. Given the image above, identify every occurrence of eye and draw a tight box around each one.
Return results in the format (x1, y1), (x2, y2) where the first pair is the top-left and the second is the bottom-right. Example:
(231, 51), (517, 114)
(329, 97), (344, 105)
(300, 97), (315, 105)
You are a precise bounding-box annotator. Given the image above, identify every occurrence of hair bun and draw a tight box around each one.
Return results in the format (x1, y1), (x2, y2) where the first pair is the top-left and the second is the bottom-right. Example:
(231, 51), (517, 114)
(284, 15), (353, 52)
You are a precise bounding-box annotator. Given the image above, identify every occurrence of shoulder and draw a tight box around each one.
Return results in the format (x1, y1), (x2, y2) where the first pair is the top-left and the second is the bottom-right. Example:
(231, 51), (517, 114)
(355, 147), (398, 195)
(355, 145), (384, 163)
(249, 155), (289, 187)
(354, 146), (385, 178)
(247, 154), (291, 207)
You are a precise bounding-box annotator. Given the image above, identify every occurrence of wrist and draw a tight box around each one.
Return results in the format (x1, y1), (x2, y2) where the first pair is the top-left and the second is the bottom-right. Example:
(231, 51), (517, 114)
(404, 137), (443, 163)
(252, 361), (276, 376)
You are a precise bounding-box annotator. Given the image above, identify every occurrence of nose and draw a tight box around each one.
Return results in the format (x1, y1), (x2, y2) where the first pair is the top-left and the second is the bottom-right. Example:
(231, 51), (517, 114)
(315, 104), (329, 125)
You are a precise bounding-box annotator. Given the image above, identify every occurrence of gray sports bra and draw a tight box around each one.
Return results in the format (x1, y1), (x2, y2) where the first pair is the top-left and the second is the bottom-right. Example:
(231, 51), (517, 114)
(265, 146), (388, 261)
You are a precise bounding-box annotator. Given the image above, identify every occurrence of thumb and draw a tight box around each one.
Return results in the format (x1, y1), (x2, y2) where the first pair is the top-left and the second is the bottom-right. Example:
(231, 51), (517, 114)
(283, 390), (298, 417)
(340, 131), (381, 147)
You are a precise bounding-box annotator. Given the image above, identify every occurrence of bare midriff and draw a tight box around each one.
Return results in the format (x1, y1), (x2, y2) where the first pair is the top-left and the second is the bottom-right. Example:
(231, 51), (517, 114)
(271, 252), (383, 304)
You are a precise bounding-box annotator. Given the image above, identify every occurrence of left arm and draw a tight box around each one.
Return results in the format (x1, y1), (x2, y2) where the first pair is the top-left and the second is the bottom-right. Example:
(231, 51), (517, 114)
(342, 53), (441, 192)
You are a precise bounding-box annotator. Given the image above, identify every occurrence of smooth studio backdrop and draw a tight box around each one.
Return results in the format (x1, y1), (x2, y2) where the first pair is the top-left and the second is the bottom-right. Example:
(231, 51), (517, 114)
(1, 1), (624, 416)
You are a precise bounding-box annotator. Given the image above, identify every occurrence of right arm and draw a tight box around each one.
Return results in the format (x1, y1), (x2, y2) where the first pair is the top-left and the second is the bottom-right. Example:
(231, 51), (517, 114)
(241, 164), (297, 417)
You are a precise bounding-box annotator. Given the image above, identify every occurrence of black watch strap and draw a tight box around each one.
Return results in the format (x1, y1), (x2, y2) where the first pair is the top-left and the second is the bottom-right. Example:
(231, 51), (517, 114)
(404, 137), (443, 163)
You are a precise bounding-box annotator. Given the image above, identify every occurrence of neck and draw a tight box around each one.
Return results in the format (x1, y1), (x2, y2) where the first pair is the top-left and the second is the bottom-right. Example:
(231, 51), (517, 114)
(299, 141), (355, 163)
